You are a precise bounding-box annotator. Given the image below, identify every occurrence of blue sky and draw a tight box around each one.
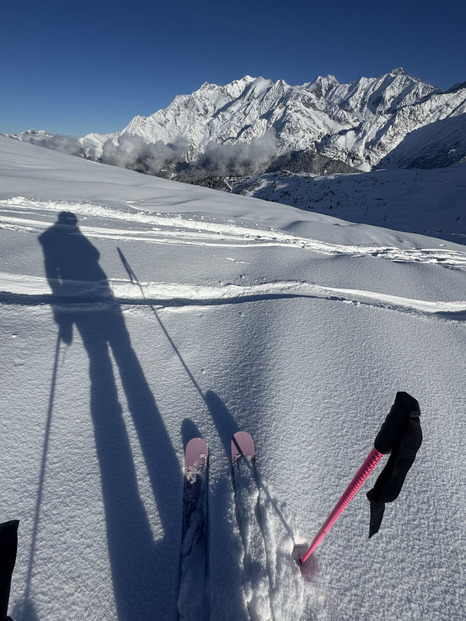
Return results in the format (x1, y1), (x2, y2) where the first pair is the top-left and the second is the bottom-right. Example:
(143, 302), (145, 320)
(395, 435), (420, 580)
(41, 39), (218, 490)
(1, 0), (465, 136)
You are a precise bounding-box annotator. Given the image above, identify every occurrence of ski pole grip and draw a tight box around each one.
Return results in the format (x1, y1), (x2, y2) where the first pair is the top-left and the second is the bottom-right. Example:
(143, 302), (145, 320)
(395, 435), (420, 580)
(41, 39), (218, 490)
(374, 392), (421, 454)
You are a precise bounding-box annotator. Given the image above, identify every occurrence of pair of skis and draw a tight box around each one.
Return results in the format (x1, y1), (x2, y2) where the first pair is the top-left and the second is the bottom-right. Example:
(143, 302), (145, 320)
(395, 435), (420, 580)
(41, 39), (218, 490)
(177, 432), (273, 621)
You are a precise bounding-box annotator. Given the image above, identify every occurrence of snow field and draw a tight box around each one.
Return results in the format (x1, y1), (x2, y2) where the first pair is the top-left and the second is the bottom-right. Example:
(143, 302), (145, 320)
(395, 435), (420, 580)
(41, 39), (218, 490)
(0, 136), (465, 620)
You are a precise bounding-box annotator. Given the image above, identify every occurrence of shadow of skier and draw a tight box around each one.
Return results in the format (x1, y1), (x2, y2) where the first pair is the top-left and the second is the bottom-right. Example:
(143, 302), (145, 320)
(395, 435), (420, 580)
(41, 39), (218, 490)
(38, 212), (181, 620)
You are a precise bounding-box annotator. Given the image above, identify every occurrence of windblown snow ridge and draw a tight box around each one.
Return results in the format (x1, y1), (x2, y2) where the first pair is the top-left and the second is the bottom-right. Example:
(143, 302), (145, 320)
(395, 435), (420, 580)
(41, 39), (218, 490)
(1, 273), (465, 321)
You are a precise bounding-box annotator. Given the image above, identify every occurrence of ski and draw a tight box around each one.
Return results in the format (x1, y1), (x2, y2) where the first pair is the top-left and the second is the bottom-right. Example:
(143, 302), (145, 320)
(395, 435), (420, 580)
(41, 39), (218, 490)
(231, 431), (274, 620)
(177, 438), (209, 621)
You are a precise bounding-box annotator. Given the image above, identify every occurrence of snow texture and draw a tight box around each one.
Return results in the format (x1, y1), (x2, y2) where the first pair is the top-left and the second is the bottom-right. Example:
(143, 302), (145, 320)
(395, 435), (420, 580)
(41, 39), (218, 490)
(0, 135), (465, 620)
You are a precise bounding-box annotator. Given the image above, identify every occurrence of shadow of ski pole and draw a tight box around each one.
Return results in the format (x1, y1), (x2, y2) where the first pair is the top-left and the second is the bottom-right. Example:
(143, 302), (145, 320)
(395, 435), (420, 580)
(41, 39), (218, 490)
(25, 335), (62, 599)
(117, 247), (206, 403)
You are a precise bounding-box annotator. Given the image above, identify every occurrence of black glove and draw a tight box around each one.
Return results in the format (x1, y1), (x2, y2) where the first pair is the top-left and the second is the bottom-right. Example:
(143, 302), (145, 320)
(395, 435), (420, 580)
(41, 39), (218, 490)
(367, 392), (423, 537)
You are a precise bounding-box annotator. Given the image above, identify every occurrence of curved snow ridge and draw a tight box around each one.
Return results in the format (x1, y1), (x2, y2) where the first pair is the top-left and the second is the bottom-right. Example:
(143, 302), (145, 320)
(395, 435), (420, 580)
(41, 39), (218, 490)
(0, 196), (139, 217)
(1, 272), (465, 320)
(2, 197), (466, 270)
(366, 245), (466, 268)
(123, 280), (466, 319)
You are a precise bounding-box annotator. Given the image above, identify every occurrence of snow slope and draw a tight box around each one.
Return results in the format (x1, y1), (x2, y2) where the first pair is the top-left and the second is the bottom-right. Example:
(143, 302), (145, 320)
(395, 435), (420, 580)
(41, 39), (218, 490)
(228, 163), (466, 245)
(1, 136), (465, 621)
(378, 114), (466, 169)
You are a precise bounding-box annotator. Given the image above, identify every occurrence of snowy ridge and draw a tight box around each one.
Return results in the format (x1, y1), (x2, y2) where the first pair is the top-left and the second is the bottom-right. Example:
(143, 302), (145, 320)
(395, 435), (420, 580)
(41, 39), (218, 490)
(379, 114), (466, 168)
(107, 68), (466, 170)
(85, 69), (466, 171)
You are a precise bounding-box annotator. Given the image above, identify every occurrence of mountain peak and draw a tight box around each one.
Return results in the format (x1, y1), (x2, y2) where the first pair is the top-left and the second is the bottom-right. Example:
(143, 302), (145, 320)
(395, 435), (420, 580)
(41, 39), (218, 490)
(247, 76), (274, 95)
(390, 67), (406, 76)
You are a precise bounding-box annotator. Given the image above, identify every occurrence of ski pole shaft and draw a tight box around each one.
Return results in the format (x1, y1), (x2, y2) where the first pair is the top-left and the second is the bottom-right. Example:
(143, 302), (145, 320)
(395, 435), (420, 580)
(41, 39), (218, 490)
(301, 447), (383, 564)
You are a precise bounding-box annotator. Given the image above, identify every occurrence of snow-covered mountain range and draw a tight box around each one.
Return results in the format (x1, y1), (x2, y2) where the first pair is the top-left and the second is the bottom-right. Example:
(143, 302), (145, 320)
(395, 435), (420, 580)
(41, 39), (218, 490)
(9, 69), (466, 179)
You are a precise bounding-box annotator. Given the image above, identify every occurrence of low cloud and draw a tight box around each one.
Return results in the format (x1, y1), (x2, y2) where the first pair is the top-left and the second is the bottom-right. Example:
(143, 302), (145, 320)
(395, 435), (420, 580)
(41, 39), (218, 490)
(100, 130), (278, 178)
(196, 130), (278, 177)
(100, 134), (190, 175)
(19, 132), (85, 156)
(18, 128), (279, 179)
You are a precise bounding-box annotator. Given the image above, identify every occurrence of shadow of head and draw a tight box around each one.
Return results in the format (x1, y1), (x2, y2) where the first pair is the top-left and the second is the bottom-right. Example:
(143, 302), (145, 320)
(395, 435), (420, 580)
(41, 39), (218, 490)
(57, 211), (78, 226)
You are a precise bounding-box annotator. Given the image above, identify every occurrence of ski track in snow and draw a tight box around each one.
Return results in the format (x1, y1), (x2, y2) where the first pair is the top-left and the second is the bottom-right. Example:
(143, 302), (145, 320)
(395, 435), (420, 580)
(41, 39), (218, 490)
(2, 196), (466, 268)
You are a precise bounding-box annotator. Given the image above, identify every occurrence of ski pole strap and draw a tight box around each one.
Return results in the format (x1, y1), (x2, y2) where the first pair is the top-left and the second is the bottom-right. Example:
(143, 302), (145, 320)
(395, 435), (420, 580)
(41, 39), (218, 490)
(301, 447), (383, 564)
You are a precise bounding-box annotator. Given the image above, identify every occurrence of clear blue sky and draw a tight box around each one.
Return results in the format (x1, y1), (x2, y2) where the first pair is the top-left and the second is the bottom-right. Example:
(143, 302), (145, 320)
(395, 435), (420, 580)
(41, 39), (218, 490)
(1, 0), (465, 136)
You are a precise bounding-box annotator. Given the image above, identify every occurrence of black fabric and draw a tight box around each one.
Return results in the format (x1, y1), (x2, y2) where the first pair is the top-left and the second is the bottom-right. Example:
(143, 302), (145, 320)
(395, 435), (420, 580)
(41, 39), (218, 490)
(374, 391), (421, 454)
(367, 500), (386, 538)
(367, 393), (423, 537)
(0, 520), (19, 621)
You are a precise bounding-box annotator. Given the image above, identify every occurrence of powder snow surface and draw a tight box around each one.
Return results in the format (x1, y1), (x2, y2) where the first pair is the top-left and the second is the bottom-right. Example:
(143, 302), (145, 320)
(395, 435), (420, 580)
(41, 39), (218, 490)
(0, 136), (465, 621)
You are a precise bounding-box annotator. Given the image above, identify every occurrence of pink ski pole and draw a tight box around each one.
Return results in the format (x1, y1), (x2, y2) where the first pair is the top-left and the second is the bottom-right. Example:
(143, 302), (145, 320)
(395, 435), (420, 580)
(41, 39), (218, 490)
(300, 392), (419, 564)
(300, 447), (383, 564)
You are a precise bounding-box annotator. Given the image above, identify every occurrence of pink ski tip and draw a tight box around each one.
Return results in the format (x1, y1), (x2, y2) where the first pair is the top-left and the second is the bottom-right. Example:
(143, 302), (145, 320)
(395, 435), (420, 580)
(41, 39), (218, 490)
(231, 431), (255, 461)
(184, 438), (208, 482)
(185, 438), (208, 467)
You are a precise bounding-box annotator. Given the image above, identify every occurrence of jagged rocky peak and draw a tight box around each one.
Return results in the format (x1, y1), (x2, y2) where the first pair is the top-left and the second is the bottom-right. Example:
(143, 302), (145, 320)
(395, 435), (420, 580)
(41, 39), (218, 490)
(387, 66), (437, 91)
(19, 128), (55, 138)
(199, 81), (219, 91)
(217, 75), (257, 99)
(306, 75), (340, 98)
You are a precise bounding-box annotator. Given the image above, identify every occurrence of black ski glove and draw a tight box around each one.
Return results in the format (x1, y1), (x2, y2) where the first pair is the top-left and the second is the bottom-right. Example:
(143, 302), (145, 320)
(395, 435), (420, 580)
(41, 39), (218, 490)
(367, 392), (423, 537)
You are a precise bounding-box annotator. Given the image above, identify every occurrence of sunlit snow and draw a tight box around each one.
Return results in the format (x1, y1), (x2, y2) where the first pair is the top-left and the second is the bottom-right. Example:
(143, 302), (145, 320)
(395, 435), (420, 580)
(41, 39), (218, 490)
(1, 135), (465, 621)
